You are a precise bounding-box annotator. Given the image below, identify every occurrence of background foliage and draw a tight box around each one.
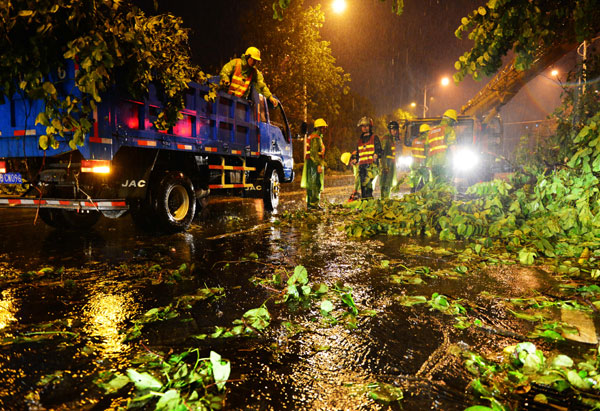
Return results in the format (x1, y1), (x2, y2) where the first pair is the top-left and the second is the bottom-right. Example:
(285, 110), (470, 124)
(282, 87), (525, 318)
(0, 0), (203, 148)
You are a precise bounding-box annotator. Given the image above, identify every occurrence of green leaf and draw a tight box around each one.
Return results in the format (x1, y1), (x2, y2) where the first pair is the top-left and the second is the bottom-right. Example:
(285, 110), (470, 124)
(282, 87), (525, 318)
(320, 300), (334, 313)
(567, 369), (591, 390)
(551, 355), (573, 369)
(518, 248), (536, 265)
(242, 306), (270, 331)
(397, 295), (427, 306)
(312, 283), (328, 294)
(155, 389), (181, 410)
(126, 369), (162, 391)
(288, 265), (308, 286)
(341, 292), (358, 316)
(210, 351), (231, 391)
(103, 373), (130, 394)
(39, 135), (49, 150)
(42, 82), (57, 95)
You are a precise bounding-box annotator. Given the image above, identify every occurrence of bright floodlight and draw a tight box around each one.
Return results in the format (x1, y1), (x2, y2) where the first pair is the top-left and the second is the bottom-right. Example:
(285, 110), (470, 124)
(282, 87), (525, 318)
(453, 148), (479, 171)
(441, 77), (450, 87)
(551, 69), (559, 77)
(332, 0), (347, 14)
(410, 102), (416, 107)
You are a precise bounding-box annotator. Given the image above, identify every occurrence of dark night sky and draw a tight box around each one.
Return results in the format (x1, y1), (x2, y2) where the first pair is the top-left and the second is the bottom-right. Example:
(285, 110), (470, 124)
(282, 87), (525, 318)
(137, 0), (568, 124)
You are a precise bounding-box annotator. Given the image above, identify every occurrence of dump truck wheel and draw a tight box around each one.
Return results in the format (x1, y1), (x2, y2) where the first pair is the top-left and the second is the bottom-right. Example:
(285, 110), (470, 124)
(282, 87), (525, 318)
(61, 210), (101, 229)
(263, 166), (280, 210)
(39, 209), (100, 229)
(39, 209), (67, 228)
(153, 172), (196, 232)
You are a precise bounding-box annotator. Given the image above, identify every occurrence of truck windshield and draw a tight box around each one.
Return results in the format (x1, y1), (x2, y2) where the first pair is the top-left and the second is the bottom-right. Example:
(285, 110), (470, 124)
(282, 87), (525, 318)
(455, 119), (475, 145)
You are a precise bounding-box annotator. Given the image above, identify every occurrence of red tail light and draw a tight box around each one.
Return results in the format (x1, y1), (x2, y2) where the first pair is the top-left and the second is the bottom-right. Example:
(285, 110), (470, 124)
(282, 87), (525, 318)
(81, 159), (110, 174)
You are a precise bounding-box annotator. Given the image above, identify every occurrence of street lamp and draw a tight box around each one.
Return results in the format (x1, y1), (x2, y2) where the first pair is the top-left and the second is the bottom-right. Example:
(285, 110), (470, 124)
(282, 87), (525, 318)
(332, 0), (347, 13)
(422, 76), (450, 117)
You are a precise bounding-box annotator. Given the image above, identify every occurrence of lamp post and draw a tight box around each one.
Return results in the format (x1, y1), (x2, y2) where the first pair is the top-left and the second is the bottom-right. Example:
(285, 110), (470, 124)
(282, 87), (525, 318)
(421, 77), (450, 117)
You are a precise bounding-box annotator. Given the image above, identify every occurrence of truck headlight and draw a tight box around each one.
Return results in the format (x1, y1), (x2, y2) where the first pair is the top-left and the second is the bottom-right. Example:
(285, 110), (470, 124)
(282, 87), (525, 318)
(396, 156), (413, 169)
(452, 148), (479, 172)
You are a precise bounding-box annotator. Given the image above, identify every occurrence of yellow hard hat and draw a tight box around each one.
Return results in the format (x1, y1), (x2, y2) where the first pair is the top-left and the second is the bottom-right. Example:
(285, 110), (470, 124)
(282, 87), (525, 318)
(340, 152), (352, 166)
(245, 46), (261, 61)
(443, 109), (458, 122)
(419, 124), (431, 133)
(357, 116), (373, 127)
(314, 118), (328, 128)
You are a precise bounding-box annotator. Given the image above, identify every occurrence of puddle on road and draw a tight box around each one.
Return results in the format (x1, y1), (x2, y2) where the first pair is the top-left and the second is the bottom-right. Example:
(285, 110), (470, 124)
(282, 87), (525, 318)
(0, 199), (595, 409)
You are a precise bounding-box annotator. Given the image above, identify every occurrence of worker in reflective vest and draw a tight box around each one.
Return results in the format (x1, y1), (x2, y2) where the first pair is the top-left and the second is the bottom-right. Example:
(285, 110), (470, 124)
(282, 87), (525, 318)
(219, 47), (278, 107)
(301, 118), (327, 209)
(427, 109), (457, 183)
(380, 121), (400, 199)
(351, 116), (382, 199)
(341, 150), (361, 202)
(409, 124), (431, 192)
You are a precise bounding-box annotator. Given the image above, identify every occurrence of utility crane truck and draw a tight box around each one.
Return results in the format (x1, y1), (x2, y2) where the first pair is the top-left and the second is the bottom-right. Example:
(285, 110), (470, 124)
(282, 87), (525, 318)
(400, 43), (574, 187)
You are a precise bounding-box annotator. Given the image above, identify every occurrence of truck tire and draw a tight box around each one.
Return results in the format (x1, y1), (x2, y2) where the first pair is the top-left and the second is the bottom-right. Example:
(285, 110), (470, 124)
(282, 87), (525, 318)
(152, 172), (196, 232)
(263, 166), (280, 210)
(39, 209), (67, 228)
(61, 210), (101, 229)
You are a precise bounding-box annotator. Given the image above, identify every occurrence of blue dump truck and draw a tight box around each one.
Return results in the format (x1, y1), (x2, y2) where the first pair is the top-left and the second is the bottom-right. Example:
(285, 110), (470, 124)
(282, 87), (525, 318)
(0, 66), (294, 232)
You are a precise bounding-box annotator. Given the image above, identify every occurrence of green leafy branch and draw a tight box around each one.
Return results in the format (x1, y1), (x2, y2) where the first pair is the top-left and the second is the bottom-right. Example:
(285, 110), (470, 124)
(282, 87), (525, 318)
(95, 349), (230, 410)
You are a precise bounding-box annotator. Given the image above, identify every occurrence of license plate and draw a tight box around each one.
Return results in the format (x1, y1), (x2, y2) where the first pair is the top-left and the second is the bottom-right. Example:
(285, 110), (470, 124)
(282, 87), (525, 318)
(0, 173), (23, 184)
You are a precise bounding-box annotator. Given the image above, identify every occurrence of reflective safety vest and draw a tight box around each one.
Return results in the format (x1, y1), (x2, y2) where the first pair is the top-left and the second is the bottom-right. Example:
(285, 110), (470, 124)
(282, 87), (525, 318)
(427, 125), (447, 156)
(358, 134), (376, 165)
(411, 136), (426, 164)
(305, 133), (325, 160)
(385, 136), (397, 160)
(228, 59), (253, 97)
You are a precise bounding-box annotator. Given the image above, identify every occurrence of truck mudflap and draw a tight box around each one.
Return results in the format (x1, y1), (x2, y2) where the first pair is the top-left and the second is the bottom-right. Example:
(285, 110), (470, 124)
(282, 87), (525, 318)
(0, 197), (128, 211)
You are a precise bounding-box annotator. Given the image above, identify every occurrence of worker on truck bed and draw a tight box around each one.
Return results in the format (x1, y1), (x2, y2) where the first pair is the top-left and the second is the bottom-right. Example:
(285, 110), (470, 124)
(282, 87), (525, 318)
(302, 118), (328, 210)
(220, 46), (278, 107)
(380, 120), (400, 199)
(351, 116), (381, 199)
(427, 109), (457, 183)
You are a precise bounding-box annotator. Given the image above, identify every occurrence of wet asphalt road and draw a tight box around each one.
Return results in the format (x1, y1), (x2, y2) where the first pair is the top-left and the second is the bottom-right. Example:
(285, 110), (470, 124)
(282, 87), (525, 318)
(0, 173), (569, 410)
(0, 173), (357, 269)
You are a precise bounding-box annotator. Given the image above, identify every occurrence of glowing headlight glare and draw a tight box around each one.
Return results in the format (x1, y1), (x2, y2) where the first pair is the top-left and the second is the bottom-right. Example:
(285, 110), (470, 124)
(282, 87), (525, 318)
(453, 148), (479, 171)
(396, 156), (413, 168)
